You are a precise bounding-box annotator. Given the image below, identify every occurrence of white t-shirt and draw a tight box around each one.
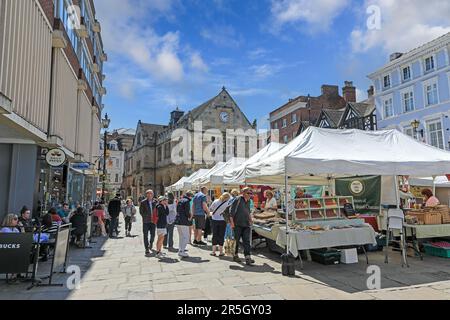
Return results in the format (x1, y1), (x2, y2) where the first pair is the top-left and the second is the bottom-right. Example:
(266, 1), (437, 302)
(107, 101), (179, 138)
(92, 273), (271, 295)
(265, 197), (278, 210)
(209, 199), (229, 221)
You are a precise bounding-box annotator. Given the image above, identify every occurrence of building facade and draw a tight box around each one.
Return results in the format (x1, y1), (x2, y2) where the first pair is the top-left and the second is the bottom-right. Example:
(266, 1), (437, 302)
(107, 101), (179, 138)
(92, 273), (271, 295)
(0, 0), (107, 218)
(269, 82), (356, 144)
(368, 32), (450, 149)
(98, 139), (125, 198)
(123, 88), (255, 199)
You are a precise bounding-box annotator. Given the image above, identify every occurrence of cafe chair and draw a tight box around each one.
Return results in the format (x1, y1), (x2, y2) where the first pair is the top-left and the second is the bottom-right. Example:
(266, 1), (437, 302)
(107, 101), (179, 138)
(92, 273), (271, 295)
(385, 209), (409, 268)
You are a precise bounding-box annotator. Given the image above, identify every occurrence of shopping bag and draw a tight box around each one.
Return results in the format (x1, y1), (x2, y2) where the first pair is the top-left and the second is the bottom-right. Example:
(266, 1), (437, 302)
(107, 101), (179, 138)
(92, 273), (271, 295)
(225, 239), (236, 256)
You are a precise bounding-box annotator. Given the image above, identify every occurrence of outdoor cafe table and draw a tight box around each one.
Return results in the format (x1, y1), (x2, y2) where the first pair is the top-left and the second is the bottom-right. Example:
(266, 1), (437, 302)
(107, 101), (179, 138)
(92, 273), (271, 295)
(276, 225), (377, 258)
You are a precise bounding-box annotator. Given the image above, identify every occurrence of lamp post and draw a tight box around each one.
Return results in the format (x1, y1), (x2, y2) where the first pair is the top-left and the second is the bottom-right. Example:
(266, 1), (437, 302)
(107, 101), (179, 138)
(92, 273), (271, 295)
(101, 113), (111, 202)
(411, 119), (420, 140)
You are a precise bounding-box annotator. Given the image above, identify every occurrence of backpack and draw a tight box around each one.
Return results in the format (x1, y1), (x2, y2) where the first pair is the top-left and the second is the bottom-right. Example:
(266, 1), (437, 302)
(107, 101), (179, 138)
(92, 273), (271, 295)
(343, 203), (356, 217)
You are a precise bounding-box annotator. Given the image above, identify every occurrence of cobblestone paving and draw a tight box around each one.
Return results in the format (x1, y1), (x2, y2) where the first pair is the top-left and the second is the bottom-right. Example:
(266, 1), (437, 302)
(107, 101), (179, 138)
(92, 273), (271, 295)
(1, 214), (449, 300)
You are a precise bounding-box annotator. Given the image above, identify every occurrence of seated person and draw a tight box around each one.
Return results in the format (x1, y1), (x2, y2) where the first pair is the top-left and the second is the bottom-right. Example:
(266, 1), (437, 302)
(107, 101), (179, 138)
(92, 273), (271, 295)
(49, 207), (62, 224)
(70, 207), (87, 247)
(18, 206), (35, 232)
(57, 203), (71, 224)
(263, 190), (278, 211)
(421, 189), (440, 208)
(1, 214), (21, 233)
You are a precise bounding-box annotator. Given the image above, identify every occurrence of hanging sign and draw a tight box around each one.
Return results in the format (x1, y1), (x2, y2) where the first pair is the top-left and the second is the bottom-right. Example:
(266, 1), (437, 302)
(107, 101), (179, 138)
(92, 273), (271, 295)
(46, 148), (67, 167)
(335, 176), (381, 214)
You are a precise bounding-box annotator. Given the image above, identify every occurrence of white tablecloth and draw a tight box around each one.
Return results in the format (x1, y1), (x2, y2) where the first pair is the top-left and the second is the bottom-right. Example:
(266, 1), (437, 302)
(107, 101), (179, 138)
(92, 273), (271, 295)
(276, 226), (377, 258)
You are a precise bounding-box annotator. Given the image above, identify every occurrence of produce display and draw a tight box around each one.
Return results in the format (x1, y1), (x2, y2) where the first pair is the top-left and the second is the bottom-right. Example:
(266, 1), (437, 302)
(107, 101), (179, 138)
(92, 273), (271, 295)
(405, 205), (450, 225)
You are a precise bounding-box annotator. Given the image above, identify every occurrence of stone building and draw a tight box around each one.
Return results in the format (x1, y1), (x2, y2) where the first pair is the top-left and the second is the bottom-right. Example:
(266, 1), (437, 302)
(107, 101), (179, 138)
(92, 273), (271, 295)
(110, 128), (136, 152)
(123, 87), (255, 199)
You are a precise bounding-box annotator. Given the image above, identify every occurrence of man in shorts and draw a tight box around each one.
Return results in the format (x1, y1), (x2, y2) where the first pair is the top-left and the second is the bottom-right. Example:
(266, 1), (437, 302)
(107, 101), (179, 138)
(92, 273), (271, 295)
(191, 186), (210, 246)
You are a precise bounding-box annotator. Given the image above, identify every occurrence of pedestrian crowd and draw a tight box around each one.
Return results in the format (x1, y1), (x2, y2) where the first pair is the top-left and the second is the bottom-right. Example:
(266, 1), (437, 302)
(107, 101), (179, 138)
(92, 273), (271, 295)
(139, 186), (256, 265)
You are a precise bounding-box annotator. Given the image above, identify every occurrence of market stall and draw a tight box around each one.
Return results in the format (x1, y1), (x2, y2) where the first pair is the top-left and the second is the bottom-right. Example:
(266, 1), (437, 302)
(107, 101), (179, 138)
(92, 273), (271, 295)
(243, 127), (450, 265)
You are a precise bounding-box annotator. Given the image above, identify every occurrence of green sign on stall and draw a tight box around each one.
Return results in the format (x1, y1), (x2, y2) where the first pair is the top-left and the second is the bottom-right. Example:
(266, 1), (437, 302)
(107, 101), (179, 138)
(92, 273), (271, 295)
(335, 176), (381, 214)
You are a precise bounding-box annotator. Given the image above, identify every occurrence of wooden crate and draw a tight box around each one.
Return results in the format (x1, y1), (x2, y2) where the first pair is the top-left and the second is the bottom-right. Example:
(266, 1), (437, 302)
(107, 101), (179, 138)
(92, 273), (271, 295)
(406, 211), (442, 225)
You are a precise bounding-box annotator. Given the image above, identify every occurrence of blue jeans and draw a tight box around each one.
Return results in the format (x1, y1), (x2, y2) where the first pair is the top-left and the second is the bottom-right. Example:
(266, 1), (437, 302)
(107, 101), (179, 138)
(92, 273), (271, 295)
(164, 224), (175, 248)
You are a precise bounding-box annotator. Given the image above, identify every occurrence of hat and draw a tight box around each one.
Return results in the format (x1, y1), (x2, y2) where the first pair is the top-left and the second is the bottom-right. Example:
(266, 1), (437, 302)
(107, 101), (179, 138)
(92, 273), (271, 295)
(185, 191), (194, 197)
(158, 196), (167, 202)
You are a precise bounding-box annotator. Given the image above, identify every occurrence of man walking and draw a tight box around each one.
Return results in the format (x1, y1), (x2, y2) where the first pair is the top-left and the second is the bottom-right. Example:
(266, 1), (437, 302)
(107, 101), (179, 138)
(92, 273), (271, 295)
(108, 193), (122, 238)
(191, 186), (210, 246)
(175, 191), (194, 258)
(230, 187), (255, 266)
(140, 190), (158, 256)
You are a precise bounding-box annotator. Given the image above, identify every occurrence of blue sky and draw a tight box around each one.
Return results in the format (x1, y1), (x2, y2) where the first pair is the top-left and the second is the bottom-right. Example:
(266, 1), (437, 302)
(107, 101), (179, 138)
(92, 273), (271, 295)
(94, 0), (450, 131)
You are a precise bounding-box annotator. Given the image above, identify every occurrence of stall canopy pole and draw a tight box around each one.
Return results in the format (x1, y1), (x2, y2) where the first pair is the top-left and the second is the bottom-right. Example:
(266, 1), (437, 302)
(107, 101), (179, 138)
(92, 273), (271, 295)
(284, 163), (289, 256)
(432, 175), (436, 196)
(394, 176), (400, 209)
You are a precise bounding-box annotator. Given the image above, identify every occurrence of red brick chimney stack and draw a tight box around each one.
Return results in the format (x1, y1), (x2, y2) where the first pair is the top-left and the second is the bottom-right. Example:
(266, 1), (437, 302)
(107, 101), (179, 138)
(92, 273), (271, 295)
(343, 81), (356, 103)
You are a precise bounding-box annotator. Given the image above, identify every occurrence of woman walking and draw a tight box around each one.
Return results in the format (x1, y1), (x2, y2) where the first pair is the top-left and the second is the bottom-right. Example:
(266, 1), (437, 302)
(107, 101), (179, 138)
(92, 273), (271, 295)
(123, 199), (137, 237)
(164, 193), (177, 250)
(209, 193), (231, 257)
(156, 196), (169, 258)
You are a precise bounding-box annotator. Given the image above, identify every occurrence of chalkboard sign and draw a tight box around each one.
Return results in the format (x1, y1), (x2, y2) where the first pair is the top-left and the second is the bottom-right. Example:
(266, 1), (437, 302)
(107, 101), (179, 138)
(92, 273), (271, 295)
(0, 233), (33, 274)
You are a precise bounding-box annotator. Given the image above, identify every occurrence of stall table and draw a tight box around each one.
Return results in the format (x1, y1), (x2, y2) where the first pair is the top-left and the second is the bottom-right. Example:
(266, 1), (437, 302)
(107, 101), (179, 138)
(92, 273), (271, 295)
(276, 225), (377, 268)
(403, 223), (450, 260)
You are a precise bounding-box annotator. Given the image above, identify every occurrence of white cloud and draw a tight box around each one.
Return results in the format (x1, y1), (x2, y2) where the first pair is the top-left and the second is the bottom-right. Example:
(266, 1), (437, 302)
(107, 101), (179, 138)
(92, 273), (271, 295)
(190, 52), (209, 73)
(250, 64), (284, 80)
(200, 24), (243, 48)
(270, 0), (349, 33)
(95, 0), (185, 82)
(351, 0), (450, 53)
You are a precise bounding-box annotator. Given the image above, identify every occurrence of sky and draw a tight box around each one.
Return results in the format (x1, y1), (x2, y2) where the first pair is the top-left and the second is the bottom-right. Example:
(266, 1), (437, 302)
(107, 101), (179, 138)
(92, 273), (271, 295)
(94, 0), (450, 131)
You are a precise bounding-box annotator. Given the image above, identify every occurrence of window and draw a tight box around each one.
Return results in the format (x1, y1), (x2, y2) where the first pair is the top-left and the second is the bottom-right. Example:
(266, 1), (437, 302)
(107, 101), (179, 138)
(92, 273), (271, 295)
(402, 66), (411, 81)
(291, 113), (297, 124)
(292, 132), (297, 140)
(427, 120), (444, 149)
(164, 143), (171, 159)
(383, 75), (391, 89)
(283, 135), (288, 143)
(115, 174), (119, 183)
(425, 81), (439, 106)
(402, 91), (414, 112)
(115, 159), (119, 167)
(273, 122), (278, 130)
(282, 119), (287, 128)
(157, 146), (162, 161)
(404, 127), (414, 138)
(383, 97), (393, 118)
(425, 56), (435, 72)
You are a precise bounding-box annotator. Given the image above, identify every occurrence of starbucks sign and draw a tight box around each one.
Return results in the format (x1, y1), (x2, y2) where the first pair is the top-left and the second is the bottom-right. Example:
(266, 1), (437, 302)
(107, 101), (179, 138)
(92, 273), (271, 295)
(45, 148), (66, 167)
(350, 180), (364, 195)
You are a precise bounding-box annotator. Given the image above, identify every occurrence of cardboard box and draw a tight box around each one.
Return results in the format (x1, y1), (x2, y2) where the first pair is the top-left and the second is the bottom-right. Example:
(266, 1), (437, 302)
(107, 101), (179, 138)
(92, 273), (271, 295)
(340, 248), (358, 264)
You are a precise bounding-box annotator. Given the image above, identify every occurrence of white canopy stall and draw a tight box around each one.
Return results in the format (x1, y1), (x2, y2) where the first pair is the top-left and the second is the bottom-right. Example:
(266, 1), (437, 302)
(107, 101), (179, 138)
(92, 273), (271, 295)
(203, 157), (246, 187)
(190, 162), (227, 190)
(166, 176), (188, 192)
(181, 169), (210, 191)
(222, 142), (285, 185)
(245, 127), (450, 264)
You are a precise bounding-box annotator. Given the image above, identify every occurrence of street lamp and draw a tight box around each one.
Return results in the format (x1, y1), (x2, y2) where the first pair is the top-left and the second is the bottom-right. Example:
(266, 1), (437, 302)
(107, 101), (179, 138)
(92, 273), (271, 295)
(101, 113), (111, 202)
(411, 119), (420, 140)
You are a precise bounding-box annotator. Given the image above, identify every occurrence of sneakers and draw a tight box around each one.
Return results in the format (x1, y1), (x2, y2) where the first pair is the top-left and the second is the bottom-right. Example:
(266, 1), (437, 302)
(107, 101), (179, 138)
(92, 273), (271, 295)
(193, 240), (199, 245)
(233, 255), (242, 263)
(156, 252), (166, 258)
(197, 241), (207, 246)
(145, 249), (150, 256)
(178, 251), (189, 258)
(245, 256), (255, 265)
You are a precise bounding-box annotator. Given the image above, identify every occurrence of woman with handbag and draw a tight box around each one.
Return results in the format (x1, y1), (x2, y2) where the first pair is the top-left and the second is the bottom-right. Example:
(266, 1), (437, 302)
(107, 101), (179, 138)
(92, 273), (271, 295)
(209, 193), (231, 257)
(123, 199), (137, 237)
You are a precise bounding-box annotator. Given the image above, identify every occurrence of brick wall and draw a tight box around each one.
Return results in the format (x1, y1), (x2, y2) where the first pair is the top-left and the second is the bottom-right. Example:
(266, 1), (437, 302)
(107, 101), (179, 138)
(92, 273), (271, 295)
(38, 0), (54, 27)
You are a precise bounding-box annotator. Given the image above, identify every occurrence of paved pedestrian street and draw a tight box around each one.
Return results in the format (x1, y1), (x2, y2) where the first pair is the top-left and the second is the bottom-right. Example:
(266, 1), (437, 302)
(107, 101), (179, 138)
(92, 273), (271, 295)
(1, 214), (450, 300)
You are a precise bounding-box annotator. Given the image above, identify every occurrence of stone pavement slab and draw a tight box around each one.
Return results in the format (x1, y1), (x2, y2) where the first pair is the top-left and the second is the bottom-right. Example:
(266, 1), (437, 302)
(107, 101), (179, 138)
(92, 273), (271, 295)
(1, 212), (450, 300)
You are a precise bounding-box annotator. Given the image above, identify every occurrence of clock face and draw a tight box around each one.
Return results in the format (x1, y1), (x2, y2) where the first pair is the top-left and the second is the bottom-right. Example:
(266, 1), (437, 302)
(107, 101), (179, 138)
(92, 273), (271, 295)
(220, 112), (229, 123)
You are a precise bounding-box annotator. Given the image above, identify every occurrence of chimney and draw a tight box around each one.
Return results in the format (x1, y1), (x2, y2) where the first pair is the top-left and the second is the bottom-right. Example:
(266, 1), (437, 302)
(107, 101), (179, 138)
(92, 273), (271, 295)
(367, 86), (374, 98)
(342, 81), (356, 103)
(390, 52), (403, 62)
(321, 85), (339, 96)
